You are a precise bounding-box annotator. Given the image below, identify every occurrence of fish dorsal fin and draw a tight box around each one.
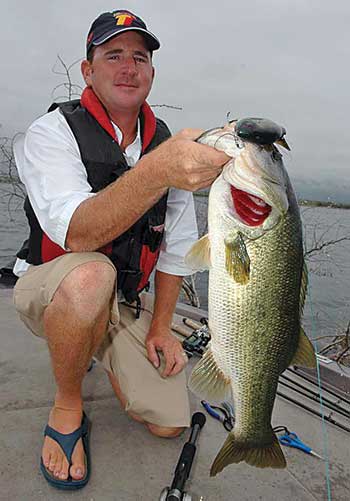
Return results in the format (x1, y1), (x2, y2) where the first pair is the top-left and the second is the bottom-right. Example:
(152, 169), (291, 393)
(299, 260), (308, 317)
(225, 231), (250, 284)
(290, 327), (316, 368)
(184, 234), (211, 271)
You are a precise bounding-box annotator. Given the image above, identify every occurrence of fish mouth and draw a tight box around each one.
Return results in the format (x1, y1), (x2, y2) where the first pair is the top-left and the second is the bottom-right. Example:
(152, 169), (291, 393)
(230, 185), (272, 227)
(222, 146), (289, 216)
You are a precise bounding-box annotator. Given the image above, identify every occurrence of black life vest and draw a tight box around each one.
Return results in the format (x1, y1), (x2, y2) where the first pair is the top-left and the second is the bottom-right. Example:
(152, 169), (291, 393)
(22, 90), (171, 304)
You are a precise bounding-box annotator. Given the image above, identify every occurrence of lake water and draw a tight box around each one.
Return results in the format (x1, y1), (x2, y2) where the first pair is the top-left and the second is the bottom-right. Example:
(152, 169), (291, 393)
(1, 182), (349, 352)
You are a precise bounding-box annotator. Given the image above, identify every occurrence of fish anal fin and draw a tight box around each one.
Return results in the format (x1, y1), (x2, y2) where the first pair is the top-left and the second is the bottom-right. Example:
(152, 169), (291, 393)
(225, 231), (250, 284)
(290, 327), (316, 368)
(184, 234), (211, 271)
(188, 348), (231, 401)
(210, 431), (286, 476)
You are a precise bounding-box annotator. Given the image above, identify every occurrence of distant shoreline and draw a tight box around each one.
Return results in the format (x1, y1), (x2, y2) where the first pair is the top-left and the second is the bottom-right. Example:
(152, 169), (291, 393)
(0, 177), (348, 209)
(298, 199), (350, 209)
(194, 191), (350, 209)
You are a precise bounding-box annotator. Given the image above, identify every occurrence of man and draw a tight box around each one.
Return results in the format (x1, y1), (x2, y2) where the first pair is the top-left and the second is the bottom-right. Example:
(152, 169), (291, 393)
(12, 9), (231, 490)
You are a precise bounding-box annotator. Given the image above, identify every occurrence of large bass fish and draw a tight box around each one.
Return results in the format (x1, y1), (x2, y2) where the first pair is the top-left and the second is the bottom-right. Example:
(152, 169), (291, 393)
(186, 118), (316, 476)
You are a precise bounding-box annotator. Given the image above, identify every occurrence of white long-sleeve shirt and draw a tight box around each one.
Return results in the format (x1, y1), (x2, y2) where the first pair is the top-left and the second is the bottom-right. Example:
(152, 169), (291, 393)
(13, 108), (198, 277)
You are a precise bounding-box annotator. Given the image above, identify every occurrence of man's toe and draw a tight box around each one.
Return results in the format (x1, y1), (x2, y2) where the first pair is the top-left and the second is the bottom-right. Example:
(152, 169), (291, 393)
(59, 458), (69, 480)
(69, 438), (85, 479)
(42, 450), (51, 468)
(70, 464), (85, 480)
(54, 456), (63, 477)
(48, 452), (58, 472)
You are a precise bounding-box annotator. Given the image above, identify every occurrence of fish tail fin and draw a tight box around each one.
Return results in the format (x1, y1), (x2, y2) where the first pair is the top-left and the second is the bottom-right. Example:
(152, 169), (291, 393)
(188, 348), (232, 401)
(210, 430), (286, 476)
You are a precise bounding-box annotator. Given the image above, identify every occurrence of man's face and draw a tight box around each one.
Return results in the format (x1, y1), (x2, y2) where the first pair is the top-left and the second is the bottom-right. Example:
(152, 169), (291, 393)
(82, 31), (154, 113)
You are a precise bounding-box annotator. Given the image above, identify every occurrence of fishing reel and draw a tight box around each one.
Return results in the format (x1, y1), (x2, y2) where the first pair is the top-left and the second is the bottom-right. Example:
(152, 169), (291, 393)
(159, 487), (192, 501)
(182, 318), (211, 358)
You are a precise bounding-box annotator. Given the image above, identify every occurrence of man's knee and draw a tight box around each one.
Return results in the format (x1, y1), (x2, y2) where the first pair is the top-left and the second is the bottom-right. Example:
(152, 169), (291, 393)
(146, 423), (186, 438)
(47, 259), (116, 321)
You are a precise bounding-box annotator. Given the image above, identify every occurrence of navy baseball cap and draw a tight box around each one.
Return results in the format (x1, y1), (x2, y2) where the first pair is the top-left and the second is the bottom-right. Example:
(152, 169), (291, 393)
(86, 10), (160, 56)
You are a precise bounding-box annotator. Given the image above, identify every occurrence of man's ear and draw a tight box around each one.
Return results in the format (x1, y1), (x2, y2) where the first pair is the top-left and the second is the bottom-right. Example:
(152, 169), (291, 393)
(81, 60), (93, 86)
(152, 66), (155, 83)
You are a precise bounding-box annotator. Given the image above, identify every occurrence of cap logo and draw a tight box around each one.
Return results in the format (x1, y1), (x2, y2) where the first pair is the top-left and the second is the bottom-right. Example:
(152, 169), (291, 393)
(112, 11), (136, 26)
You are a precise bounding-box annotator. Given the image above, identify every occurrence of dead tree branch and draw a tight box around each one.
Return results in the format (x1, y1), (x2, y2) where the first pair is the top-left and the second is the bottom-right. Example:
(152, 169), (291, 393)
(0, 134), (26, 214)
(319, 320), (350, 364)
(305, 236), (350, 258)
(150, 104), (183, 110)
(51, 54), (83, 101)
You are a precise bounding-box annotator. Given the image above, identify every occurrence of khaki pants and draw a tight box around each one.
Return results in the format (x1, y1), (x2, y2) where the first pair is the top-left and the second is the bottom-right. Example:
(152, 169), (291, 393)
(13, 252), (191, 427)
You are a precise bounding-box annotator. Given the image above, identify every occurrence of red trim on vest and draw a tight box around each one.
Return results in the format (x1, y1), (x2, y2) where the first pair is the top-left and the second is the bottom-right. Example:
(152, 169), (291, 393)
(81, 88), (117, 140)
(80, 88), (156, 149)
(41, 234), (66, 262)
(98, 243), (113, 256)
(138, 245), (160, 291)
(230, 186), (271, 227)
(141, 102), (156, 152)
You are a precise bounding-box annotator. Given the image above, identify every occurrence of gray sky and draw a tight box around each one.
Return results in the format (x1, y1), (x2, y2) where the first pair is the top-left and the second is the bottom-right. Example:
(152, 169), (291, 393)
(2, 0), (350, 202)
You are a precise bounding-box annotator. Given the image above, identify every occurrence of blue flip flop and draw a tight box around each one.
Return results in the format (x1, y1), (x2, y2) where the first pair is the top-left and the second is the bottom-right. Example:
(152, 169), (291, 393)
(40, 411), (91, 490)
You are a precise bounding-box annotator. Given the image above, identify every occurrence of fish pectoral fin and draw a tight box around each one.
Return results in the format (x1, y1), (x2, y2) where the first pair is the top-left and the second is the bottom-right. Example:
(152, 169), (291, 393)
(188, 348), (232, 401)
(225, 232), (250, 284)
(184, 234), (211, 271)
(290, 327), (316, 368)
(210, 430), (286, 476)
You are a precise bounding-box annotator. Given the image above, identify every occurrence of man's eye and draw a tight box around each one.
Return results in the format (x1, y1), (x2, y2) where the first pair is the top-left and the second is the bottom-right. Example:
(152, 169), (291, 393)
(108, 55), (120, 60)
(135, 57), (146, 63)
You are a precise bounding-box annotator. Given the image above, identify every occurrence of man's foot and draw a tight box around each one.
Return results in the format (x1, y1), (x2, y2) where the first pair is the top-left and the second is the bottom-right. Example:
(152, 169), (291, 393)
(41, 407), (86, 481)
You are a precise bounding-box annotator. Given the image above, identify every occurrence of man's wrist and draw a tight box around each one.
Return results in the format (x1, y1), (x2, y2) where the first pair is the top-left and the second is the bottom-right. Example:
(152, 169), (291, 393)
(137, 149), (169, 192)
(148, 318), (172, 335)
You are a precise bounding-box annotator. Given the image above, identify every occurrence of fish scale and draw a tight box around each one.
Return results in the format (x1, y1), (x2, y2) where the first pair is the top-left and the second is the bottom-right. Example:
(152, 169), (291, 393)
(186, 120), (316, 475)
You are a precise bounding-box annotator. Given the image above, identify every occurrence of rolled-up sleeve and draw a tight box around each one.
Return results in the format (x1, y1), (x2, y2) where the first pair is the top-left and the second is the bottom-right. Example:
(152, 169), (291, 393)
(14, 110), (96, 250)
(156, 188), (198, 276)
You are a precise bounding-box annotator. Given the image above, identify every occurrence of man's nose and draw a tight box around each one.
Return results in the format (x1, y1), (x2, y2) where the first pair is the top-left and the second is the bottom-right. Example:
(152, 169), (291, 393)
(120, 56), (137, 75)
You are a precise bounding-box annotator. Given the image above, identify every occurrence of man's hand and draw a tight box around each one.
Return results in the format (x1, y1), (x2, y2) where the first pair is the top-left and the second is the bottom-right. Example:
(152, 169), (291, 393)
(146, 325), (188, 378)
(66, 129), (230, 252)
(149, 128), (231, 192)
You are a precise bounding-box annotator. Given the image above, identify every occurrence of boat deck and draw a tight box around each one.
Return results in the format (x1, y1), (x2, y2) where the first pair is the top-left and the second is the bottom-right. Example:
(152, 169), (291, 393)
(1, 285), (349, 500)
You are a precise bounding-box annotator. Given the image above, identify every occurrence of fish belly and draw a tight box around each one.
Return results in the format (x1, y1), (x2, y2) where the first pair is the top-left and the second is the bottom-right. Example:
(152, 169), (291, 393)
(210, 210), (302, 435)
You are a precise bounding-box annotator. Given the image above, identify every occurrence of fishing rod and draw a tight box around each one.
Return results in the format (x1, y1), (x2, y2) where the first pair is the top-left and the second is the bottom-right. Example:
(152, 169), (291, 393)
(277, 390), (350, 434)
(281, 372), (350, 411)
(159, 412), (206, 501)
(287, 367), (350, 405)
(278, 378), (350, 420)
